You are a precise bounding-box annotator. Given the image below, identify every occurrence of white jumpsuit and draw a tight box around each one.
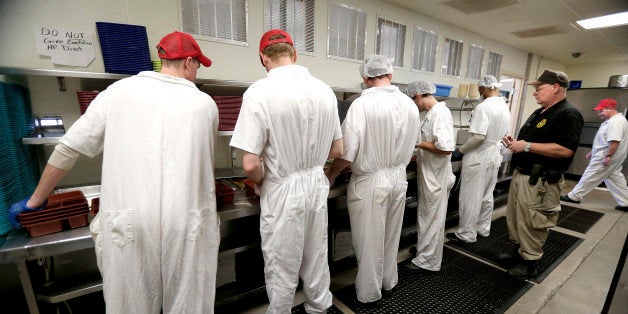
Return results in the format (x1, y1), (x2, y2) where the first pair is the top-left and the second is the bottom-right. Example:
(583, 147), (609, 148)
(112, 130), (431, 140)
(456, 96), (510, 242)
(567, 113), (628, 205)
(342, 86), (420, 303)
(230, 65), (341, 314)
(69, 71), (220, 313)
(412, 101), (456, 271)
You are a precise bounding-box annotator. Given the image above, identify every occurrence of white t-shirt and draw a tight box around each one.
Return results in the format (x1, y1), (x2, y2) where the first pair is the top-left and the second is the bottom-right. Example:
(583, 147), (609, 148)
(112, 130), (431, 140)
(341, 85), (420, 175)
(592, 113), (628, 160)
(230, 64), (342, 180)
(468, 96), (510, 145)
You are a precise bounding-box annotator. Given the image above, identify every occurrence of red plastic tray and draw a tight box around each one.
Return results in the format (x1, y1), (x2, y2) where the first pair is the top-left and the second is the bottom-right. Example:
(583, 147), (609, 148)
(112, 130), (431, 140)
(23, 213), (89, 237)
(91, 198), (100, 214)
(19, 203), (88, 224)
(216, 181), (235, 204)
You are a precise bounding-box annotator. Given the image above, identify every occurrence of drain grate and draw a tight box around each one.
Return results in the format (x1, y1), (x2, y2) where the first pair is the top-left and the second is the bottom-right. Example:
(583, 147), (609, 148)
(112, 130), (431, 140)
(334, 247), (532, 313)
(557, 205), (604, 234)
(445, 216), (583, 283)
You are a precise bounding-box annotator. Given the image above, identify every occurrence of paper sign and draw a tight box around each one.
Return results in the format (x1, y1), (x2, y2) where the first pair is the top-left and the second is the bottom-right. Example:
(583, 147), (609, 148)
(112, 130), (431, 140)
(35, 26), (96, 67)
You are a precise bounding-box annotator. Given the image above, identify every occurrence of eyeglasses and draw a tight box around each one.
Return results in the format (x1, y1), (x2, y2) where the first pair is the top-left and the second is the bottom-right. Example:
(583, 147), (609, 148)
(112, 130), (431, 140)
(533, 84), (553, 93)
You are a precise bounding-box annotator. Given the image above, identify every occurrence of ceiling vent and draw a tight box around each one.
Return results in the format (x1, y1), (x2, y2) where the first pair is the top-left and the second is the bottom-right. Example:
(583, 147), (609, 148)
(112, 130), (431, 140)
(442, 0), (520, 14)
(511, 26), (567, 38)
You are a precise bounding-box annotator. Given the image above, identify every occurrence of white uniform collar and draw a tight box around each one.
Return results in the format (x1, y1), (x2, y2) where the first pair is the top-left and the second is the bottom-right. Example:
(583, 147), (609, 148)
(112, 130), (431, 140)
(267, 64), (309, 77)
(361, 85), (401, 95)
(137, 71), (197, 88)
(425, 101), (447, 116)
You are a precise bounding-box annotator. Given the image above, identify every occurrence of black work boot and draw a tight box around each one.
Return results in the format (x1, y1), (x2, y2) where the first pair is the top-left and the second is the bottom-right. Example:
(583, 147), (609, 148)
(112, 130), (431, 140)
(496, 248), (522, 268)
(508, 259), (537, 279)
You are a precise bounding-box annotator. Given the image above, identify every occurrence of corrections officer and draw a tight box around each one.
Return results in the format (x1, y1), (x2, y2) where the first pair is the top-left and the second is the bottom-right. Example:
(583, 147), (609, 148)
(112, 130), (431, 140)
(500, 68), (583, 278)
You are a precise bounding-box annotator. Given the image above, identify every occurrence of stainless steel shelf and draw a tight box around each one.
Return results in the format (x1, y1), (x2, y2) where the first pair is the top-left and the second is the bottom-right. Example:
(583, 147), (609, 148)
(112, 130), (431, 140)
(496, 174), (512, 183)
(215, 167), (245, 179)
(22, 137), (62, 145)
(35, 270), (102, 303)
(0, 66), (128, 80)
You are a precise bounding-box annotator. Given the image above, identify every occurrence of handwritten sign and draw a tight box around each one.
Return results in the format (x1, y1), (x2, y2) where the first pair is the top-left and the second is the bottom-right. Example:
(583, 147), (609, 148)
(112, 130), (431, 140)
(35, 27), (95, 67)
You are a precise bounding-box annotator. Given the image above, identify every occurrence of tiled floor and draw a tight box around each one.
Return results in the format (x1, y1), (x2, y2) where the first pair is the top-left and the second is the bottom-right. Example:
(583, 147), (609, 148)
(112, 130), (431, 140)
(239, 179), (628, 313)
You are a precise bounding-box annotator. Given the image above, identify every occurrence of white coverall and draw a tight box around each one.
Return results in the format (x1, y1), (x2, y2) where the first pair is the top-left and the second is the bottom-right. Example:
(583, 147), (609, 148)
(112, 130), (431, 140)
(567, 113), (628, 205)
(412, 101), (456, 271)
(342, 86), (420, 303)
(70, 71), (220, 313)
(456, 96), (510, 242)
(230, 65), (341, 313)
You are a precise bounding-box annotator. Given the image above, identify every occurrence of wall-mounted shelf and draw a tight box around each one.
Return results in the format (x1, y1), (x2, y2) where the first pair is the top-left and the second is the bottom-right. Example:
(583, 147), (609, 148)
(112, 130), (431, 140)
(22, 137), (62, 145)
(438, 96), (480, 111)
(0, 66), (129, 80)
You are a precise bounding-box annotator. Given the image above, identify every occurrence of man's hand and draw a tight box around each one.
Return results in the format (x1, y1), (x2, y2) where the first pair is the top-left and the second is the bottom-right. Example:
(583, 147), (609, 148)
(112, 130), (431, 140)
(9, 197), (47, 229)
(602, 155), (611, 166)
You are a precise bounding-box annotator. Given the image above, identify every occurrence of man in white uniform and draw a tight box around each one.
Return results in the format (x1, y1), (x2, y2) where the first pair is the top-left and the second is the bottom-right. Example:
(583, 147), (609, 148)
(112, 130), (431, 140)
(326, 55), (420, 305)
(9, 31), (220, 313)
(230, 29), (342, 313)
(404, 81), (456, 272)
(561, 98), (628, 211)
(448, 75), (511, 242)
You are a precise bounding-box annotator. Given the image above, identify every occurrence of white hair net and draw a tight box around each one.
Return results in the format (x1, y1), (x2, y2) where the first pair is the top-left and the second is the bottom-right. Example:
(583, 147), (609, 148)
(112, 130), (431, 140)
(478, 75), (502, 89)
(404, 80), (436, 97)
(359, 54), (393, 78)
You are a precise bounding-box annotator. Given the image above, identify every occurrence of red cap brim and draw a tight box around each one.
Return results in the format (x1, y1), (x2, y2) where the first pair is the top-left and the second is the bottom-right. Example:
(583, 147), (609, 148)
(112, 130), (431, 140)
(198, 54), (212, 67)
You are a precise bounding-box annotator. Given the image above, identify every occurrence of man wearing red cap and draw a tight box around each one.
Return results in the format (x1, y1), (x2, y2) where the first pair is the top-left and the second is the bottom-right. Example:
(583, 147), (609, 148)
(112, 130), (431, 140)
(10, 31), (220, 313)
(561, 98), (628, 211)
(230, 29), (342, 313)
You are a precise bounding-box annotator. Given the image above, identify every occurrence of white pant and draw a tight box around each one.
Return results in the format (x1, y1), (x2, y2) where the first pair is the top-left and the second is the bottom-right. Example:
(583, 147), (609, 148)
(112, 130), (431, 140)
(456, 147), (502, 242)
(259, 167), (333, 313)
(413, 161), (455, 271)
(568, 156), (628, 206)
(91, 207), (220, 314)
(347, 167), (407, 303)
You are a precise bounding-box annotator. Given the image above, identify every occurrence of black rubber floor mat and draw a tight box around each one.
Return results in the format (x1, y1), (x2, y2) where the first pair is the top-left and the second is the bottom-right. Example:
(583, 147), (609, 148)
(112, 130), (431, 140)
(334, 247), (532, 313)
(557, 205), (604, 233)
(445, 216), (583, 283)
(291, 303), (343, 313)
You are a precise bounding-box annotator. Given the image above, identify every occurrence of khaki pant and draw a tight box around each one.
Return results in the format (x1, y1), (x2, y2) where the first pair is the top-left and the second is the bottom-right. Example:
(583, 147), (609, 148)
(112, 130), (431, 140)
(506, 169), (563, 260)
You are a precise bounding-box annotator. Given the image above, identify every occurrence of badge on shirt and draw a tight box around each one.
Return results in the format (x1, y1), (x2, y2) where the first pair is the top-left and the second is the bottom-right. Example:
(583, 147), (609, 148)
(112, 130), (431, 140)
(536, 118), (547, 128)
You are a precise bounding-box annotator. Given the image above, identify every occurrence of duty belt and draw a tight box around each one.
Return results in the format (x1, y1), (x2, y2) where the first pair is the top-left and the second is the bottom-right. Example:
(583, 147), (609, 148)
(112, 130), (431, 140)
(516, 167), (533, 175)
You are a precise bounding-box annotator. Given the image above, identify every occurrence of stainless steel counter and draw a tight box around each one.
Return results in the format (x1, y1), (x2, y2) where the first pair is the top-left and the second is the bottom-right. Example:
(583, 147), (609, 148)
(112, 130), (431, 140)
(1, 169), (418, 262)
(0, 170), (417, 313)
(0, 227), (93, 264)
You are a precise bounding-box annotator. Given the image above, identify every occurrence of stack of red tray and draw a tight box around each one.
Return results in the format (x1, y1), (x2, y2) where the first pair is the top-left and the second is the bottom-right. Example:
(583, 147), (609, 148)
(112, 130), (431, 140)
(214, 96), (242, 131)
(76, 91), (100, 114)
(215, 181), (235, 206)
(241, 179), (258, 197)
(18, 191), (90, 237)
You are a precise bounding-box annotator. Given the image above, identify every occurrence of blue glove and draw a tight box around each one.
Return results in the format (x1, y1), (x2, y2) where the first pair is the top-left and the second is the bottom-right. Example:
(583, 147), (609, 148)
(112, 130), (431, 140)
(9, 197), (47, 229)
(452, 148), (464, 160)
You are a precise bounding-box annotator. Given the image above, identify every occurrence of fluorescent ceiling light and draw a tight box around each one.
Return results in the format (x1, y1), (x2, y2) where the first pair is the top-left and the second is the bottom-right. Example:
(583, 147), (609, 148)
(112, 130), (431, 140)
(576, 11), (628, 29)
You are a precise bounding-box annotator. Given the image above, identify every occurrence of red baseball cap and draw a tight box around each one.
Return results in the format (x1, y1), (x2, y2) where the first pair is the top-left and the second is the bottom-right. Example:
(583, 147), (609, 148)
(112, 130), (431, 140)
(157, 31), (212, 67)
(259, 29), (294, 52)
(593, 98), (617, 111)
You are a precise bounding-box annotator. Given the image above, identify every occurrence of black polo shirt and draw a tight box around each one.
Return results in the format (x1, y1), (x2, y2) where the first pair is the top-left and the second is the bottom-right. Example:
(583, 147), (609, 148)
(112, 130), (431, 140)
(512, 99), (584, 172)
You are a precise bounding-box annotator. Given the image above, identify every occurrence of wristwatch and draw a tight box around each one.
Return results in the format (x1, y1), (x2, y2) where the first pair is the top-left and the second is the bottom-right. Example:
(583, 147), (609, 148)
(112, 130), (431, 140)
(524, 142), (531, 152)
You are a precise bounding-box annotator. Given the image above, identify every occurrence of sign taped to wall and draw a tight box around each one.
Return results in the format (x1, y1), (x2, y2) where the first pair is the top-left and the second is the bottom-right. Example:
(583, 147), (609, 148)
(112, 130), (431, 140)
(35, 26), (95, 67)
